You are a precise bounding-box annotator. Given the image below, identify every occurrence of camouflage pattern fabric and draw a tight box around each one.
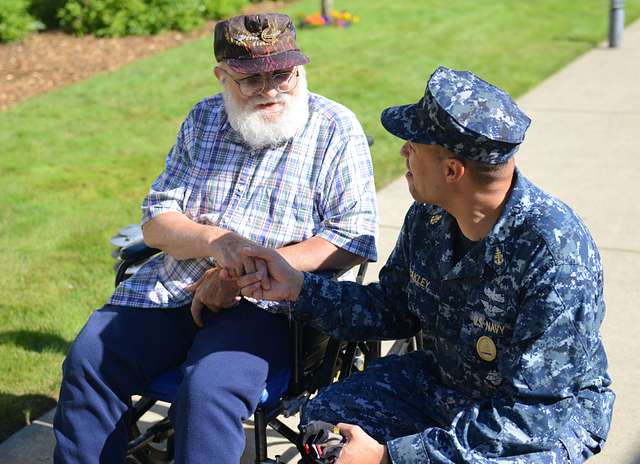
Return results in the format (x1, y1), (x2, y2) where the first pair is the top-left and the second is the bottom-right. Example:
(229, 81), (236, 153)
(303, 353), (570, 463)
(291, 169), (614, 463)
(381, 66), (531, 164)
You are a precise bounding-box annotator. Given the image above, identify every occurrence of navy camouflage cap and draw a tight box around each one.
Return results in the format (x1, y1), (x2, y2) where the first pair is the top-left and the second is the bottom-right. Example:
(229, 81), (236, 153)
(381, 66), (531, 164)
(214, 13), (310, 74)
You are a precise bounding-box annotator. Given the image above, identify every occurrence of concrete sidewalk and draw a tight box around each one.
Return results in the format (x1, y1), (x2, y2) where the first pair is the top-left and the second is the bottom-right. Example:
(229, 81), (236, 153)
(2, 19), (640, 464)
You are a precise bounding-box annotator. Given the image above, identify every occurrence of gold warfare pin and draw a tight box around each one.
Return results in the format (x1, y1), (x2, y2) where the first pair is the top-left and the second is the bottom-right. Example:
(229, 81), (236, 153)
(494, 248), (504, 266)
(476, 336), (497, 362)
(430, 214), (442, 225)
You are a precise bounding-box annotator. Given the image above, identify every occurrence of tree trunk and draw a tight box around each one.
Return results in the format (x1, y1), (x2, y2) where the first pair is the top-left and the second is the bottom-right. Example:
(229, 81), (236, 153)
(321, 0), (333, 18)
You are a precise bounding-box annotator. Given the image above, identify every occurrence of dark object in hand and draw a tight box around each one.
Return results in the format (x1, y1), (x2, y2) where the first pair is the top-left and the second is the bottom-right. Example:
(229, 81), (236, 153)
(300, 421), (345, 464)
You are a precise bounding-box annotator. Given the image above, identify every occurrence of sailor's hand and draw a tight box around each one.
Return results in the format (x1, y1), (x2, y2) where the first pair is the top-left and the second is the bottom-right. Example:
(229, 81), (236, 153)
(233, 246), (304, 302)
(336, 423), (389, 464)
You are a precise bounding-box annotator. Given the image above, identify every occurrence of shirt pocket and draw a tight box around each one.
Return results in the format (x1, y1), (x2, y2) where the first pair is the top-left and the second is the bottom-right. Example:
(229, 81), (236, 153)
(291, 184), (314, 226)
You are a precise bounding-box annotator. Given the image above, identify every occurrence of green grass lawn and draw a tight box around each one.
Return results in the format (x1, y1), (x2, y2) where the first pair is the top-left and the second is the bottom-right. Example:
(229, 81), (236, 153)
(1, 0), (639, 443)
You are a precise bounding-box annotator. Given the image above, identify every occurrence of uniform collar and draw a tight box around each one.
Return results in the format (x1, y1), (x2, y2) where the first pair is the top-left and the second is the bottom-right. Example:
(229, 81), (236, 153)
(424, 212), (457, 278)
(426, 168), (533, 280)
(481, 167), (532, 275)
(421, 211), (486, 281)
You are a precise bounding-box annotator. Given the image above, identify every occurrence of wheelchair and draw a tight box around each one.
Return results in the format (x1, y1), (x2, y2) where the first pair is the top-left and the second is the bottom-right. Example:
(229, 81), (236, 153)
(112, 238), (380, 464)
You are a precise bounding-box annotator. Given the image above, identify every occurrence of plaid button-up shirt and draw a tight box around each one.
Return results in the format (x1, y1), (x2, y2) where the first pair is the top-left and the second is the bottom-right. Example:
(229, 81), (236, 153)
(109, 92), (378, 309)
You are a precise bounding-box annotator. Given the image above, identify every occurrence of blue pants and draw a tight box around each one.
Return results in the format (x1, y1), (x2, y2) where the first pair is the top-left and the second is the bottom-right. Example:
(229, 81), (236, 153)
(53, 301), (290, 464)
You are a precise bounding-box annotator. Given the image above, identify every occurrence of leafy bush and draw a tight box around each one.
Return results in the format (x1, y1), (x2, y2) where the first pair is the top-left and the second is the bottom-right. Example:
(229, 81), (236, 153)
(0, 0), (38, 42)
(3, 0), (277, 42)
(203, 0), (248, 19)
(28, 0), (67, 28)
(150, 0), (207, 32)
(57, 0), (250, 37)
(59, 0), (151, 37)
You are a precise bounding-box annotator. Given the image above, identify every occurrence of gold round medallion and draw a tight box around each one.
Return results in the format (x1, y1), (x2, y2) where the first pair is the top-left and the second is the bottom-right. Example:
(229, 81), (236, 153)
(476, 336), (497, 362)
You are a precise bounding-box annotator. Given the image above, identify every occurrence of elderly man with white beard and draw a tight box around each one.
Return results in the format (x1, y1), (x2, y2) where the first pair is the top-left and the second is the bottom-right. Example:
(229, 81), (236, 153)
(53, 13), (378, 464)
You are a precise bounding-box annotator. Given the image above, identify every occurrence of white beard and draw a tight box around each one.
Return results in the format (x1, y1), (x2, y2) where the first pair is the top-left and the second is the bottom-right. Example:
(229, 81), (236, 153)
(222, 70), (310, 150)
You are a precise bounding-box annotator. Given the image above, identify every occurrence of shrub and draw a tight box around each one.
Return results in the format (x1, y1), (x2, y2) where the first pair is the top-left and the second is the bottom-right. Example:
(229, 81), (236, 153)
(0, 0), (38, 42)
(57, 0), (251, 38)
(59, 0), (151, 37)
(149, 0), (206, 32)
(28, 0), (67, 28)
(203, 0), (248, 19)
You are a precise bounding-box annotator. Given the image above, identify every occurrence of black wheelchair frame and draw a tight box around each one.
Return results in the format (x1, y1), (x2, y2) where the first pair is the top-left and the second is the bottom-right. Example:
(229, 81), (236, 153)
(116, 241), (380, 464)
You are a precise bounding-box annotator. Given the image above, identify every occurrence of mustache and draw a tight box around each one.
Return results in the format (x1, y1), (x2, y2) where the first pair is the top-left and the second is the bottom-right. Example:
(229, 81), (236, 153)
(250, 94), (289, 106)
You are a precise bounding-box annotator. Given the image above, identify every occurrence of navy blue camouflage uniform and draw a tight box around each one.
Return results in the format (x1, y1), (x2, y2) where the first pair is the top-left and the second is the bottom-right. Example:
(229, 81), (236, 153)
(291, 67), (615, 463)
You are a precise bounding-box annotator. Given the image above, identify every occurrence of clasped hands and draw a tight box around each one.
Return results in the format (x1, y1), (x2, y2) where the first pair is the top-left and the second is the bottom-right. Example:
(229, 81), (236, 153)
(184, 231), (268, 327)
(185, 231), (304, 326)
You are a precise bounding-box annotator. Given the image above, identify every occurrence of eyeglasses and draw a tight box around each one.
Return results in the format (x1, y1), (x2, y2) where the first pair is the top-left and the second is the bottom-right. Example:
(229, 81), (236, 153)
(220, 68), (299, 97)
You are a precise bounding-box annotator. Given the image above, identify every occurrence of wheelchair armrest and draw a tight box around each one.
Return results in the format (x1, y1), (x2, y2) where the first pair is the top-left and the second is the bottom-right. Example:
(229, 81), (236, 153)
(331, 261), (368, 285)
(311, 260), (369, 281)
(119, 239), (161, 262)
(115, 240), (162, 287)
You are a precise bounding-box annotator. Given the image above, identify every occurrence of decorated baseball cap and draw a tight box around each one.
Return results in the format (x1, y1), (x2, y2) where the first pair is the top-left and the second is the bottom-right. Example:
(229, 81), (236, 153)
(381, 66), (531, 164)
(214, 13), (310, 74)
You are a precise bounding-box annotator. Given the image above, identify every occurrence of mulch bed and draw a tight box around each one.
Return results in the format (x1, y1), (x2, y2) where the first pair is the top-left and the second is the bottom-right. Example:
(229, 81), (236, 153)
(0, 2), (288, 111)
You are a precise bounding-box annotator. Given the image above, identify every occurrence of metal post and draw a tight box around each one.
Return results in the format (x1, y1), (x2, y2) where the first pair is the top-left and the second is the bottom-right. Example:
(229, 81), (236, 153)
(609, 0), (625, 48)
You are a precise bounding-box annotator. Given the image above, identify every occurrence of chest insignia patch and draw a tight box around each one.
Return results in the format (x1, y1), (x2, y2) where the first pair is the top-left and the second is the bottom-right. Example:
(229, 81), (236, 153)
(430, 214), (442, 225)
(476, 335), (497, 362)
(470, 311), (507, 335)
(493, 248), (504, 266)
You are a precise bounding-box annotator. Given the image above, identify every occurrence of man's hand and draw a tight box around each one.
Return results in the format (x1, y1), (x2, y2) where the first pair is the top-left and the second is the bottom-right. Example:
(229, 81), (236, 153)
(186, 267), (241, 327)
(210, 230), (270, 286)
(335, 424), (389, 464)
(233, 246), (304, 302)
